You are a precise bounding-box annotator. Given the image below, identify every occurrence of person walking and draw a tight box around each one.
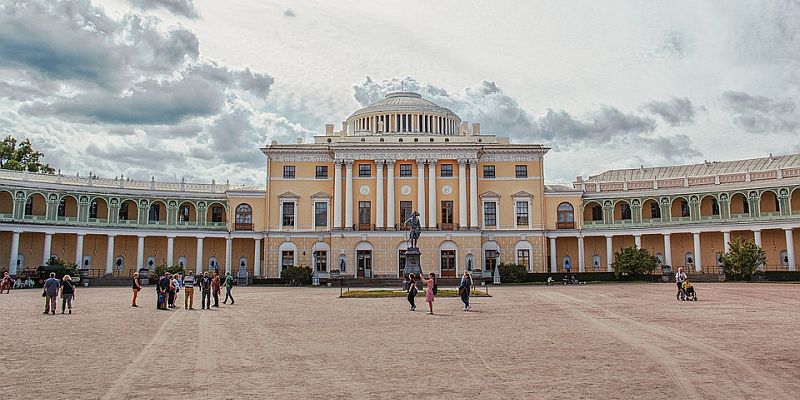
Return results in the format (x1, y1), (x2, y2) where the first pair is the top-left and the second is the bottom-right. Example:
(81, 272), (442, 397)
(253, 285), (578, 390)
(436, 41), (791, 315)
(459, 270), (473, 311)
(60, 275), (75, 314)
(211, 271), (221, 307)
(407, 273), (417, 311)
(222, 272), (235, 305)
(675, 267), (687, 301)
(183, 271), (195, 310)
(1, 271), (12, 294)
(200, 272), (212, 310)
(42, 272), (60, 315)
(420, 272), (437, 315)
(131, 272), (141, 307)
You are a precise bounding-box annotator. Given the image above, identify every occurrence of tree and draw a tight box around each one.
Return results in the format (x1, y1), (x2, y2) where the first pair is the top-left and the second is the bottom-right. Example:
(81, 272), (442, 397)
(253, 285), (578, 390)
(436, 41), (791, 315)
(612, 246), (658, 279)
(0, 135), (55, 173)
(720, 237), (766, 280)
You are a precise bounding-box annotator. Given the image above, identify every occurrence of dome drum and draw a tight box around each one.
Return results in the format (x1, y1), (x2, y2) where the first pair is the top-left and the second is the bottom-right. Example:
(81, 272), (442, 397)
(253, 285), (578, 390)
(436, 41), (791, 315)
(346, 92), (461, 136)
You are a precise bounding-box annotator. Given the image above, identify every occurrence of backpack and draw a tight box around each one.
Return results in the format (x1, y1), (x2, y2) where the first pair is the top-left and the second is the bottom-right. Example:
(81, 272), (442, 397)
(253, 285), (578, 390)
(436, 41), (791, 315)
(433, 284), (438, 295)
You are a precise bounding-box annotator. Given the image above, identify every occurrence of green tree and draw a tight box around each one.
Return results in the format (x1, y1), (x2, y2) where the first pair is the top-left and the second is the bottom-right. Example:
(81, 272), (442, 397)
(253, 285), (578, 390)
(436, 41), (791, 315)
(612, 246), (658, 279)
(720, 237), (766, 280)
(0, 135), (55, 173)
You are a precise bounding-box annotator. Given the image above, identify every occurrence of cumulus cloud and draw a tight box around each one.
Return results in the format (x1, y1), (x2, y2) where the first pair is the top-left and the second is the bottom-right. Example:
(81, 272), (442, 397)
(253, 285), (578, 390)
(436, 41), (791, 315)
(641, 97), (702, 126)
(283, 8), (295, 17)
(721, 90), (799, 133)
(128, 0), (200, 19)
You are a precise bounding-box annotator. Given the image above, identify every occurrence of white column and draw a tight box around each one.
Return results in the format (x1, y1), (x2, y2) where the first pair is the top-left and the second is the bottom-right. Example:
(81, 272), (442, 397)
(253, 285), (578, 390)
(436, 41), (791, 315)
(723, 231), (731, 253)
(662, 233), (672, 266)
(195, 237), (204, 274)
(692, 232), (702, 273)
(254, 238), (262, 276)
(753, 229), (763, 271)
(416, 161), (426, 225)
(458, 160), (467, 229)
(225, 237), (232, 274)
(785, 228), (796, 271)
(634, 234), (642, 248)
(166, 235), (175, 266)
(75, 233), (85, 269)
(333, 160), (342, 229)
(105, 234), (116, 274)
(605, 235), (613, 272)
(469, 161), (478, 228)
(42, 233), (53, 265)
(549, 237), (557, 273)
(376, 161), (384, 229)
(345, 161), (354, 229)
(137, 235), (145, 270)
(386, 161), (395, 229)
(428, 160), (437, 228)
(577, 236), (585, 273)
(9, 231), (20, 275)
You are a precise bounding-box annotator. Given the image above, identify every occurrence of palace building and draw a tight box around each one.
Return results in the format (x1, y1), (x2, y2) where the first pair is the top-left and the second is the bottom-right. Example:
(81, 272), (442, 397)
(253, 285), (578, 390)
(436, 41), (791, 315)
(1, 92), (799, 279)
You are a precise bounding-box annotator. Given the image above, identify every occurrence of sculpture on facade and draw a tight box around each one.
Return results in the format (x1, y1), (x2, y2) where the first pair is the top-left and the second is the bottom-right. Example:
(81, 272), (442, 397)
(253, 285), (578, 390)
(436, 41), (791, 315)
(403, 211), (421, 248)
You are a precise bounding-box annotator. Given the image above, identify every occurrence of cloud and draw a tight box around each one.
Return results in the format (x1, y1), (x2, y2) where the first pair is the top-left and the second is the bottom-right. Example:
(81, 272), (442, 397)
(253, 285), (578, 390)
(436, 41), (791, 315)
(641, 97), (702, 126)
(283, 8), (295, 17)
(639, 134), (702, 162)
(128, 0), (200, 19)
(721, 90), (798, 133)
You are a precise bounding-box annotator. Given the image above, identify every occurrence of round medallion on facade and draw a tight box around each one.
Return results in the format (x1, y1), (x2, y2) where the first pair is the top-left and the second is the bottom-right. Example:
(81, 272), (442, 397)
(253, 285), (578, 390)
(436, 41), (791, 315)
(400, 185), (412, 195)
(359, 185), (370, 196)
(442, 185), (453, 195)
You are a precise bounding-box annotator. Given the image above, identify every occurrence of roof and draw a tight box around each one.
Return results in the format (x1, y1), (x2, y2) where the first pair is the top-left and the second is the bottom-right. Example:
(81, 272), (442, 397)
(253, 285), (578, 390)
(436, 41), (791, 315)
(586, 153), (800, 182)
(348, 92), (459, 121)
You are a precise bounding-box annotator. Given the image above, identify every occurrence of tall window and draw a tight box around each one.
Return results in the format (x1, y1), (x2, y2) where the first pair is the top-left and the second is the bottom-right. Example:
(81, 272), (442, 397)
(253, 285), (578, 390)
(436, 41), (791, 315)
(282, 202), (295, 226)
(681, 200), (690, 217)
(620, 203), (632, 220)
(400, 164), (412, 177)
(211, 206), (224, 222)
(711, 198), (720, 216)
(149, 204), (160, 221)
(557, 202), (574, 228)
(89, 200), (98, 219)
(484, 202), (497, 227)
(483, 165), (496, 178)
(358, 201), (371, 226)
(283, 166), (296, 179)
(358, 164), (371, 177)
(400, 201), (413, 225)
(592, 205), (602, 221)
(315, 166), (328, 179)
(25, 197), (33, 215)
(485, 250), (498, 271)
(441, 250), (456, 276)
(313, 251), (327, 272)
(57, 199), (66, 217)
(441, 201), (454, 227)
(742, 197), (750, 214)
(650, 202), (661, 219)
(281, 251), (294, 269)
(440, 164), (453, 177)
(315, 202), (328, 227)
(515, 165), (528, 178)
(119, 201), (129, 220)
(516, 201), (529, 225)
(517, 249), (530, 270)
(179, 205), (190, 222)
(235, 204), (252, 223)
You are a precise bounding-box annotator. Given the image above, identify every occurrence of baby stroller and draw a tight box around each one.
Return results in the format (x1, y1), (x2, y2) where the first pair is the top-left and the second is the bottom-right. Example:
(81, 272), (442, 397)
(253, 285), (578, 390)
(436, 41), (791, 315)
(679, 281), (697, 301)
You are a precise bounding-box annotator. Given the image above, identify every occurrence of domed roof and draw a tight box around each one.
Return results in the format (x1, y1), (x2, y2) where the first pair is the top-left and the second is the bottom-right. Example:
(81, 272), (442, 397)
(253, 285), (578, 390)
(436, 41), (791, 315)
(348, 92), (460, 120)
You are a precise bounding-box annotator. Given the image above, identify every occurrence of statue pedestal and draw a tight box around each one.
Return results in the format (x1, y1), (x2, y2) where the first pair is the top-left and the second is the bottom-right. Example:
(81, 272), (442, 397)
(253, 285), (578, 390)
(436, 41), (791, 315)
(402, 247), (422, 290)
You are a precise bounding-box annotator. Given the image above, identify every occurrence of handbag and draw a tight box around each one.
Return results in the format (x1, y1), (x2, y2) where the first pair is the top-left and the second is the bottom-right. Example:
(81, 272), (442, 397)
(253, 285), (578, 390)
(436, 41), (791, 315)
(458, 287), (466, 296)
(42, 289), (46, 297)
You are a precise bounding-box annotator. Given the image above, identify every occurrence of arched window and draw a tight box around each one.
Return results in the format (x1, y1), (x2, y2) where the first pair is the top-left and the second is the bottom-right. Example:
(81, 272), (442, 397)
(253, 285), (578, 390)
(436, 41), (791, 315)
(592, 254), (601, 271)
(236, 204), (252, 223)
(89, 200), (99, 219)
(57, 199), (66, 217)
(149, 204), (160, 221)
(557, 203), (575, 229)
(681, 200), (690, 217)
(685, 252), (694, 267)
(119, 201), (130, 220)
(655, 253), (664, 266)
(179, 205), (190, 222)
(620, 203), (632, 220)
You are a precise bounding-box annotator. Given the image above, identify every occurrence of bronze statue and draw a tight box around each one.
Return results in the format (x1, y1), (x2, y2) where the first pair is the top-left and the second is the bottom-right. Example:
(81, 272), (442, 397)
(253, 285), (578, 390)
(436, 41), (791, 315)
(403, 211), (421, 248)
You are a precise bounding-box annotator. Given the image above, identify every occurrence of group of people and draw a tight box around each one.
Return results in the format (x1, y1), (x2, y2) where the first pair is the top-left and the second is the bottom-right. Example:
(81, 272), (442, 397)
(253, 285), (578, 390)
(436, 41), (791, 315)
(131, 270), (235, 310)
(406, 270), (474, 314)
(42, 272), (76, 314)
(674, 267), (697, 301)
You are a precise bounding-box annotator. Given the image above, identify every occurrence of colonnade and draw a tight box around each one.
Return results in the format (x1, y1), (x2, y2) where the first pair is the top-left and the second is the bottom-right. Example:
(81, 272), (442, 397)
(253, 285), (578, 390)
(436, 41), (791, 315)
(351, 113), (459, 135)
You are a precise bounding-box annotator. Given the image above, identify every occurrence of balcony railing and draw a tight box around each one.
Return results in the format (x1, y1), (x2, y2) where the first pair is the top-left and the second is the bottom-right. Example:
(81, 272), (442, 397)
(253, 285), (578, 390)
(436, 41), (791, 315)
(557, 221), (575, 229)
(437, 222), (457, 230)
(356, 223), (374, 231)
(234, 222), (253, 231)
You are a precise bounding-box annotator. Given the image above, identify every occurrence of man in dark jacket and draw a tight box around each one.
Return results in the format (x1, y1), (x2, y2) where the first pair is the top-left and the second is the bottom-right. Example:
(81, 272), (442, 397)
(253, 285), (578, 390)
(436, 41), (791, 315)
(199, 272), (212, 310)
(157, 273), (171, 310)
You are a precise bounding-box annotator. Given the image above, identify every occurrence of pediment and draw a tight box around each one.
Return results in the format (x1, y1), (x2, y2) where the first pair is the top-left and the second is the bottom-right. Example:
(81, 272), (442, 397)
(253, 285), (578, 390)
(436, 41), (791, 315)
(311, 191), (331, 199)
(512, 191), (533, 198)
(480, 191), (500, 199)
(278, 191), (299, 199)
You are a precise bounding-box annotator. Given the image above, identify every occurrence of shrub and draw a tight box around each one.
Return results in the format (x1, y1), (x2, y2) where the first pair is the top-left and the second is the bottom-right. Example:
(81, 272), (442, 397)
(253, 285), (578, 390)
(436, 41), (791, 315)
(498, 263), (527, 283)
(281, 265), (313, 285)
(720, 237), (766, 280)
(612, 246), (658, 279)
(152, 264), (185, 279)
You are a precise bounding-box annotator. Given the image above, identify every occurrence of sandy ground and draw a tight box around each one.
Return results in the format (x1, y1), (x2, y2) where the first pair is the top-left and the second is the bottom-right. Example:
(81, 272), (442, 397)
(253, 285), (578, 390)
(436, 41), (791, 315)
(1, 283), (799, 400)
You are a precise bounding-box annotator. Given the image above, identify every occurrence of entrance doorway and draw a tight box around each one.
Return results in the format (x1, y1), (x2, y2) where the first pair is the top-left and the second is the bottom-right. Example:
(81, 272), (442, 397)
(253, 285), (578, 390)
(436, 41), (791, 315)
(357, 250), (372, 278)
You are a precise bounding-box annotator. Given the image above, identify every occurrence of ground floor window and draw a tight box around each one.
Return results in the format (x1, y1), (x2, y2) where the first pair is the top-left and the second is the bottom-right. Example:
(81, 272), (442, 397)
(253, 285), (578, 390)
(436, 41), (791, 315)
(357, 250), (372, 278)
(282, 251), (295, 271)
(485, 250), (498, 271)
(314, 251), (327, 272)
(517, 249), (530, 271)
(441, 250), (456, 277)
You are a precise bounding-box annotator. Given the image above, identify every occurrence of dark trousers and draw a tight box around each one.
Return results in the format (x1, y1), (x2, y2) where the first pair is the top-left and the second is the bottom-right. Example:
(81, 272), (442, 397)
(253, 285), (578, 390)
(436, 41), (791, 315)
(62, 294), (73, 312)
(201, 290), (211, 308)
(224, 287), (234, 303)
(168, 291), (175, 307)
(407, 291), (416, 308)
(213, 290), (219, 307)
(460, 293), (470, 307)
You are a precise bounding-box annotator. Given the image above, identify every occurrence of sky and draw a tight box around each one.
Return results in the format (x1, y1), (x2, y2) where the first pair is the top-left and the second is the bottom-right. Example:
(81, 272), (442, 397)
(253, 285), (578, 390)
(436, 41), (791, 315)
(1, 0), (799, 186)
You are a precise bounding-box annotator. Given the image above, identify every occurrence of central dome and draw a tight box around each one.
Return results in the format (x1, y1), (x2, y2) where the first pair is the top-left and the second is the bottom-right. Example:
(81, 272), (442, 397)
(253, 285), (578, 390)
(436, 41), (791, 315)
(346, 92), (461, 135)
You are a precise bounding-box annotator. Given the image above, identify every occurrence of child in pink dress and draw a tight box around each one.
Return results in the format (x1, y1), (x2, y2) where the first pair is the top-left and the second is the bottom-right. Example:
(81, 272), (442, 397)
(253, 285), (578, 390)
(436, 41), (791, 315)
(420, 272), (437, 314)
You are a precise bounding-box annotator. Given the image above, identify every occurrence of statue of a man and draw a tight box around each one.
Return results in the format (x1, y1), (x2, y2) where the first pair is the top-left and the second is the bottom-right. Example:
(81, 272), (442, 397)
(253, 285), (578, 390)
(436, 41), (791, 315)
(404, 211), (422, 248)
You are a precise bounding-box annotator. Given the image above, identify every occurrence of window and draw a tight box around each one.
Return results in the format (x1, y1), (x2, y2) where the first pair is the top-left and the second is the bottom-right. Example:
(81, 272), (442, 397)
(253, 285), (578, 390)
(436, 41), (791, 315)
(742, 197), (750, 214)
(311, 202), (327, 227)
(485, 250), (498, 271)
(620, 203), (631, 220)
(358, 201), (371, 227)
(400, 201), (413, 226)
(650, 202), (661, 219)
(235, 204), (252, 223)
(57, 199), (66, 217)
(314, 251), (327, 272)
(89, 200), (98, 219)
(282, 202), (295, 226)
(592, 205), (602, 221)
(281, 251), (295, 269)
(149, 204), (160, 221)
(25, 197), (33, 215)
(119, 201), (129, 220)
(515, 165), (528, 178)
(517, 249), (530, 270)
(483, 165), (496, 178)
(484, 202), (497, 227)
(398, 250), (407, 277)
(516, 201), (529, 225)
(557, 202), (574, 229)
(711, 198), (720, 216)
(283, 165), (296, 179)
(441, 201), (454, 227)
(358, 164), (371, 177)
(440, 164), (453, 177)
(315, 166), (328, 179)
(441, 250), (456, 276)
(179, 205), (190, 222)
(211, 206), (224, 223)
(681, 200), (690, 217)
(399, 164), (412, 177)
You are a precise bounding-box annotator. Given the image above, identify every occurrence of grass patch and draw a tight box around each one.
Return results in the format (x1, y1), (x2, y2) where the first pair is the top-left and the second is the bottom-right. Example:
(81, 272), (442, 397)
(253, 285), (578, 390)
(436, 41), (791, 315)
(340, 289), (491, 298)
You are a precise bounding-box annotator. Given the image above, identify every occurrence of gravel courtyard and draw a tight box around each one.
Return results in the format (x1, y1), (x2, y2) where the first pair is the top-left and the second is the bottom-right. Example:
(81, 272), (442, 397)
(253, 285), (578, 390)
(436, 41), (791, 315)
(1, 283), (799, 400)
